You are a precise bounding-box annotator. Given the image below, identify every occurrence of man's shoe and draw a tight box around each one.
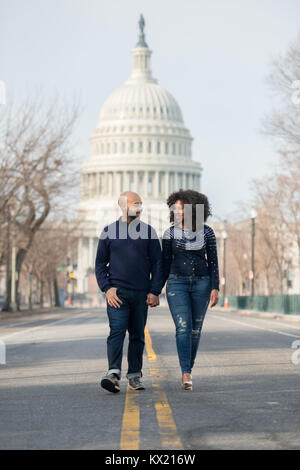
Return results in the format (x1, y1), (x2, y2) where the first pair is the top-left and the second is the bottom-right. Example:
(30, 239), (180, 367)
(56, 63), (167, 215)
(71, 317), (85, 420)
(128, 377), (145, 390)
(101, 373), (120, 393)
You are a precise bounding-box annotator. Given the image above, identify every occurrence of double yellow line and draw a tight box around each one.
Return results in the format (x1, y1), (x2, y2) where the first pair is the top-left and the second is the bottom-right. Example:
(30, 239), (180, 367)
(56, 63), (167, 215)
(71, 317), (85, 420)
(120, 328), (183, 450)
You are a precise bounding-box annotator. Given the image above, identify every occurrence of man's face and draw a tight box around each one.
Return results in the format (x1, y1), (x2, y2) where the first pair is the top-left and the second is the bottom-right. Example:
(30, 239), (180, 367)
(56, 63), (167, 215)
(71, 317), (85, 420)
(126, 195), (143, 219)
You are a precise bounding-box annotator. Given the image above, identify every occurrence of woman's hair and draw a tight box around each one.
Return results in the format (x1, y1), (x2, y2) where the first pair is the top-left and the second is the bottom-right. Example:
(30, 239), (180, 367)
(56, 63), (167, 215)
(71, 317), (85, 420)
(166, 189), (212, 227)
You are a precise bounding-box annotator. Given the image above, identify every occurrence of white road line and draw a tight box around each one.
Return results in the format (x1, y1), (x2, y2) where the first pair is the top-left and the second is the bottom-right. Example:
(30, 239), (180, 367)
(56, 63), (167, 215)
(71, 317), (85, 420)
(0, 310), (93, 341)
(0, 311), (67, 329)
(210, 313), (300, 339)
(215, 310), (300, 331)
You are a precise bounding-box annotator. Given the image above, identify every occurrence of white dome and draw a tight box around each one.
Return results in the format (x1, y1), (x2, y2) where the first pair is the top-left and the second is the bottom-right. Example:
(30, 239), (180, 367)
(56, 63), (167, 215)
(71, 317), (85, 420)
(99, 82), (184, 123)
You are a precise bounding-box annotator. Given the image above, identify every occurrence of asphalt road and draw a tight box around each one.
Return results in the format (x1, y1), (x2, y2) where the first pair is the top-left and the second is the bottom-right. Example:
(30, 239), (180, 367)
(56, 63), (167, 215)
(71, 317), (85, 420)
(0, 305), (299, 450)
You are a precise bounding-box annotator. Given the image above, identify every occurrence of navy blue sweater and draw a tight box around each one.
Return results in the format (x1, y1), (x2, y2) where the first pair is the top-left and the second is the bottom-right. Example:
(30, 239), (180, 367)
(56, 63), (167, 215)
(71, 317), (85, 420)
(95, 217), (164, 296)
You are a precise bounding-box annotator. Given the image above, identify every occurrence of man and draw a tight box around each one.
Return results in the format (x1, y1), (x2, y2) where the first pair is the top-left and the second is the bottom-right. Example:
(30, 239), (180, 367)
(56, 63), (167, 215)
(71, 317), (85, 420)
(95, 191), (164, 393)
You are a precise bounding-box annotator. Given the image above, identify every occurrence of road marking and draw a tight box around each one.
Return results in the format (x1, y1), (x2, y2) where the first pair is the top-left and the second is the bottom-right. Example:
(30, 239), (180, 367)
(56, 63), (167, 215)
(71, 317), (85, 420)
(120, 384), (140, 450)
(145, 328), (183, 450)
(0, 310), (92, 341)
(210, 314), (300, 339)
(214, 310), (300, 331)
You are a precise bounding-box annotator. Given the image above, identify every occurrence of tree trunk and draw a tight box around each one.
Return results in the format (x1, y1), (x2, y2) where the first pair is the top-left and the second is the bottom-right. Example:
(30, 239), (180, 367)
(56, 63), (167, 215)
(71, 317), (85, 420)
(48, 280), (53, 307)
(40, 280), (44, 307)
(53, 277), (60, 307)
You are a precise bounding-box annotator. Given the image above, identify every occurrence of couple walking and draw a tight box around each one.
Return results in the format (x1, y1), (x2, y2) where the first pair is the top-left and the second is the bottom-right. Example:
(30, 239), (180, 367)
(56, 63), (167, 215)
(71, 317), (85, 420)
(95, 189), (219, 393)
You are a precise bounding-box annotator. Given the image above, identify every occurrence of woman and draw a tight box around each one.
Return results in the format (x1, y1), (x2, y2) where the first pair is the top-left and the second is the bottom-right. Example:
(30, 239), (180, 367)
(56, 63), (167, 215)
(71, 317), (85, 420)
(162, 189), (219, 390)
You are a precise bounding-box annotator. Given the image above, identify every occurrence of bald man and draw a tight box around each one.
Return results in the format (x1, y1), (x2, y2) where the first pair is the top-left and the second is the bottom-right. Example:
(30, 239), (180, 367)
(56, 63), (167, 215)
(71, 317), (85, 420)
(95, 192), (164, 393)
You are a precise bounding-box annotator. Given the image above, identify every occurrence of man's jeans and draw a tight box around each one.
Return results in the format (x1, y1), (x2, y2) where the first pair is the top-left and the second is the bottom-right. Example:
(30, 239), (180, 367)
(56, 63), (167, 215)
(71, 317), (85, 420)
(166, 274), (212, 374)
(106, 287), (148, 380)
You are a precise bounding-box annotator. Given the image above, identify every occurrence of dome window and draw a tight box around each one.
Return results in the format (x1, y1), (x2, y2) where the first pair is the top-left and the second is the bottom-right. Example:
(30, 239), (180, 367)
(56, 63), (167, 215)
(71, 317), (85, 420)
(130, 142), (134, 153)
(148, 141), (152, 153)
(172, 143), (176, 155)
(147, 107), (150, 113)
(121, 142), (126, 153)
(165, 142), (169, 155)
(139, 141), (143, 153)
(157, 141), (160, 154)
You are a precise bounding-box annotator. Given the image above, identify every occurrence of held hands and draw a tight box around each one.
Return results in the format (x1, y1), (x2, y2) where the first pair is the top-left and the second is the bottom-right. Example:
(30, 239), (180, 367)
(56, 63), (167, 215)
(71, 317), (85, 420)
(106, 287), (122, 308)
(209, 289), (219, 308)
(146, 293), (160, 307)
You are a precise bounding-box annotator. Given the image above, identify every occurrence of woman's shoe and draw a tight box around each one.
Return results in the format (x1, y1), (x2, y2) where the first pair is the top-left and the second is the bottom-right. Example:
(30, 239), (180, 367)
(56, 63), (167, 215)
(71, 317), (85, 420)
(182, 373), (192, 391)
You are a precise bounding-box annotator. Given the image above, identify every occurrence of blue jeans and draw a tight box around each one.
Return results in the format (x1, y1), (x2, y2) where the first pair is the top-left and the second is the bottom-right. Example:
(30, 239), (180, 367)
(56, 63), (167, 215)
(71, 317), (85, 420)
(166, 274), (212, 374)
(106, 287), (148, 380)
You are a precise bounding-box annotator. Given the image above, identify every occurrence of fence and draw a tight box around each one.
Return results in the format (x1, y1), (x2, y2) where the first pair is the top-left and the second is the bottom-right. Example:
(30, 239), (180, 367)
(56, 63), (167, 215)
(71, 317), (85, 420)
(218, 295), (300, 315)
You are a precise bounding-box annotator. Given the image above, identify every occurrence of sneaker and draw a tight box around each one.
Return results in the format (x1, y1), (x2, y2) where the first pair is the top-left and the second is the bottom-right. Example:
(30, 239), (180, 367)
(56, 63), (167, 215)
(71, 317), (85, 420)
(101, 373), (120, 393)
(128, 377), (145, 390)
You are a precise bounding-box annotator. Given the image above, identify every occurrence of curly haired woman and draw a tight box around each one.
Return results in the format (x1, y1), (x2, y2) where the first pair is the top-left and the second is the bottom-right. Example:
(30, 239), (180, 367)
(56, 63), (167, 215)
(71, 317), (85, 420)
(162, 189), (220, 390)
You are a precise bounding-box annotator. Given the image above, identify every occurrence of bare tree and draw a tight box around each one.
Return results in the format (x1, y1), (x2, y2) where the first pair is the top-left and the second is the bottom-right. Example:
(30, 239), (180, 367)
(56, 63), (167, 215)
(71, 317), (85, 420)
(0, 94), (81, 310)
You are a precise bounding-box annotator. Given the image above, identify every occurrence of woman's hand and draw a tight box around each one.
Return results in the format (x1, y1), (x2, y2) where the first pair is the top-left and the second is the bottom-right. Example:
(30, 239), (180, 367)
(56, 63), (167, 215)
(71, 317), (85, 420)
(209, 289), (219, 308)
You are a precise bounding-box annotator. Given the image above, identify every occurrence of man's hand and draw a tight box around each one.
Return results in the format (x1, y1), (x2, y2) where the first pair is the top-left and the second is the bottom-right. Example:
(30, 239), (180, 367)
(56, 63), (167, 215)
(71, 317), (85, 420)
(146, 293), (159, 307)
(209, 289), (219, 308)
(106, 287), (122, 308)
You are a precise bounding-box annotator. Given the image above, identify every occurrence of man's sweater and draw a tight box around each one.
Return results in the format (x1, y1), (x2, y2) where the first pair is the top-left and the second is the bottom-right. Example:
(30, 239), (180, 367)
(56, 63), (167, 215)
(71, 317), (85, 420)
(95, 217), (164, 296)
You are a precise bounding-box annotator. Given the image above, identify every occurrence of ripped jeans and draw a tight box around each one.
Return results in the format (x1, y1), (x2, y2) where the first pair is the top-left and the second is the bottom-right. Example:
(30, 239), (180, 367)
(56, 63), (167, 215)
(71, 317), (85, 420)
(166, 274), (212, 374)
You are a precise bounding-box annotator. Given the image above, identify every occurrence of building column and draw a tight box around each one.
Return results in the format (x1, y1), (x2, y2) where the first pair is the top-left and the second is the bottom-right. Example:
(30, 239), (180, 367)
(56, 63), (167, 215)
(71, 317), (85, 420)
(96, 172), (100, 196)
(165, 171), (169, 198)
(89, 237), (94, 268)
(134, 171), (138, 193)
(144, 170), (148, 197)
(154, 171), (159, 198)
(174, 172), (179, 191)
(123, 171), (129, 192)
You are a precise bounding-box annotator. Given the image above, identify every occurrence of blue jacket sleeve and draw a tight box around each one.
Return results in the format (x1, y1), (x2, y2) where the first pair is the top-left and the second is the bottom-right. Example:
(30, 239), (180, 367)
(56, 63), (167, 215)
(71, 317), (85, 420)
(148, 226), (164, 296)
(95, 229), (112, 293)
(205, 227), (220, 291)
(162, 228), (173, 285)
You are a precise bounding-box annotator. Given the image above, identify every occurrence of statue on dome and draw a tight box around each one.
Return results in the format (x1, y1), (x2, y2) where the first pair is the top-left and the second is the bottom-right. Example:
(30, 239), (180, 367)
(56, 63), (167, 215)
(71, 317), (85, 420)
(139, 14), (145, 34)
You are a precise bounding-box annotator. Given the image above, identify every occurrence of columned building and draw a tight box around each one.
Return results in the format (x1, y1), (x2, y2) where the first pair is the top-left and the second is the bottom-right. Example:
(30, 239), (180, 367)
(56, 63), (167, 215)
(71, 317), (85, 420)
(75, 16), (202, 293)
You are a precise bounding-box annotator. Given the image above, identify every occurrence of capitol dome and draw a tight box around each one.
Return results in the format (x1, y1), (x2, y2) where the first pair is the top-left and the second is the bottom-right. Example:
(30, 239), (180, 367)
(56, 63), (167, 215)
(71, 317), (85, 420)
(99, 81), (184, 124)
(75, 15), (203, 293)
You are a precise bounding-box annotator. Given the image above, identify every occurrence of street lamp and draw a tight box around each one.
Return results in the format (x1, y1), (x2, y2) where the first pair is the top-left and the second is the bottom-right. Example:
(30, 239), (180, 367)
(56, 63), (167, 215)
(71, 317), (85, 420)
(221, 230), (227, 307)
(250, 208), (257, 309)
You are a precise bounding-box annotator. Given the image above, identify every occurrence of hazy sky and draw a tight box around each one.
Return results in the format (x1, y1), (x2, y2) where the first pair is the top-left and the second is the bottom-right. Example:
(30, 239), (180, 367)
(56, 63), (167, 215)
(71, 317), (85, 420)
(2, 0), (300, 220)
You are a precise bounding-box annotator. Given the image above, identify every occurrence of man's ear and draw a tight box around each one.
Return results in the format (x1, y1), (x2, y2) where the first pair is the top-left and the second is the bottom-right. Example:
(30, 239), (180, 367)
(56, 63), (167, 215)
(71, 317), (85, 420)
(118, 195), (128, 211)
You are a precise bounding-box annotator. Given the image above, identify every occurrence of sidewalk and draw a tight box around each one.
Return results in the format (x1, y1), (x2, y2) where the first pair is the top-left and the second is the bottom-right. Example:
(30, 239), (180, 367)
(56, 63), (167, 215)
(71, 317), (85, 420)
(215, 305), (300, 323)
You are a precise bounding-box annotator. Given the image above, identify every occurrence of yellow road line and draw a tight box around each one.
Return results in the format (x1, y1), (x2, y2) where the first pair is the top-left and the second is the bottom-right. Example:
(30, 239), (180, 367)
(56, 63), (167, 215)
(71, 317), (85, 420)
(145, 327), (184, 450)
(120, 383), (140, 450)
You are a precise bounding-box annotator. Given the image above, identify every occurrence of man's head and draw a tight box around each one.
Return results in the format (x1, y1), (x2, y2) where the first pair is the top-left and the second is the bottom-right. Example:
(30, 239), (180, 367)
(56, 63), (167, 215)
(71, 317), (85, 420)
(118, 191), (143, 220)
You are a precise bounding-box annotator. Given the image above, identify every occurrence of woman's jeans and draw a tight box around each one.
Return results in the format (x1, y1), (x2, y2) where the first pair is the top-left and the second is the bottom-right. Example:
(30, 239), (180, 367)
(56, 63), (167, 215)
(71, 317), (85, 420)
(166, 274), (212, 374)
(106, 287), (148, 380)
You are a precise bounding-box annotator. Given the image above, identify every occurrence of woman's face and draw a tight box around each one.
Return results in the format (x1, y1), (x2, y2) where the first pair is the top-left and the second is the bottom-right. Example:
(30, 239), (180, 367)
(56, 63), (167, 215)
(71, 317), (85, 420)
(173, 199), (184, 224)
